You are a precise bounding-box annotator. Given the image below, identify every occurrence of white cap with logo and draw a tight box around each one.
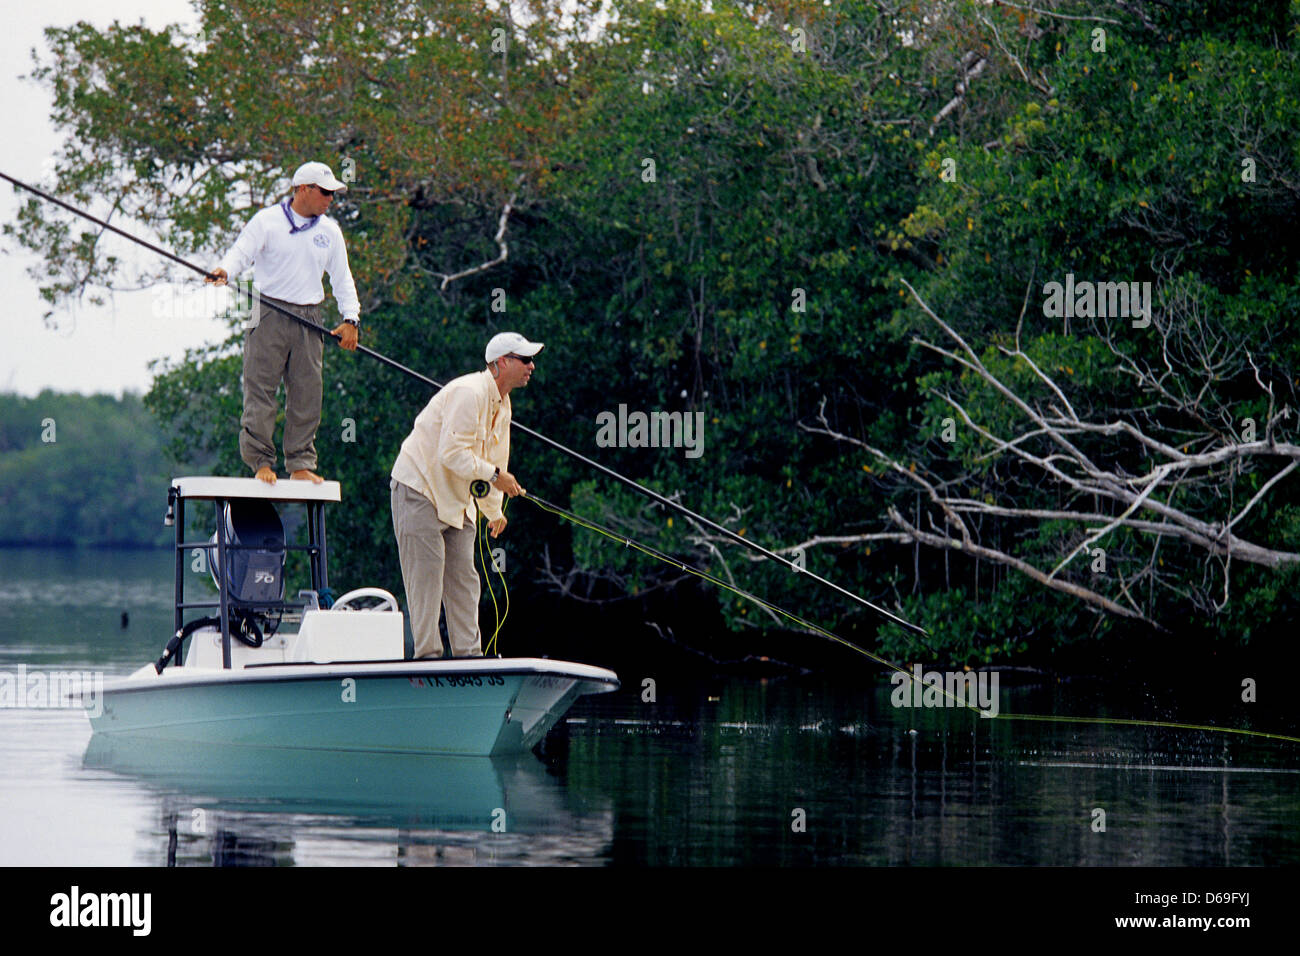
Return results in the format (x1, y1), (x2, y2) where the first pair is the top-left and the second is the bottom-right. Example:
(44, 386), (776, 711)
(292, 161), (347, 192)
(485, 332), (544, 363)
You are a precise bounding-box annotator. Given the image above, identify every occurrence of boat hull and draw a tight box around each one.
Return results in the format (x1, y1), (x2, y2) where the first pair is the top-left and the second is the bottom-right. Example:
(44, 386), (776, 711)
(87, 658), (618, 756)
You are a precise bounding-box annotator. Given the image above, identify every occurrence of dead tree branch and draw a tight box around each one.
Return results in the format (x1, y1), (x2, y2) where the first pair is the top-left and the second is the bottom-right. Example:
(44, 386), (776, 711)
(796, 278), (1300, 625)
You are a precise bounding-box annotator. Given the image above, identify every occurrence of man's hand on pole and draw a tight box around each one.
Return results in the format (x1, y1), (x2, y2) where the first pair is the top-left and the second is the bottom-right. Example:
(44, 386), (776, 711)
(332, 322), (359, 351)
(488, 517), (508, 539)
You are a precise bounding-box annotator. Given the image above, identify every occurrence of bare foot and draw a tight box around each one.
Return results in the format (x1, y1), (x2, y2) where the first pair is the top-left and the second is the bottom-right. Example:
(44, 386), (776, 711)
(291, 469), (325, 484)
(255, 466), (277, 484)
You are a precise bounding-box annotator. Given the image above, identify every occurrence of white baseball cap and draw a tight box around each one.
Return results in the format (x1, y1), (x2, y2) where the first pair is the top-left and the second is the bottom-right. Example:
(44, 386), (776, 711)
(292, 161), (347, 192)
(485, 332), (544, 363)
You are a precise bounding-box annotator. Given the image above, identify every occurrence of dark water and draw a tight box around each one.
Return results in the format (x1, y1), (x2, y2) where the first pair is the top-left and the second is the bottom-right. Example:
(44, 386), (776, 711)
(1, 547), (1298, 866)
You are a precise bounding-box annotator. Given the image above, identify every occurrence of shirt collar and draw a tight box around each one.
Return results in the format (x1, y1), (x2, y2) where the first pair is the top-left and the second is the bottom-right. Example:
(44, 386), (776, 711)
(481, 368), (503, 412)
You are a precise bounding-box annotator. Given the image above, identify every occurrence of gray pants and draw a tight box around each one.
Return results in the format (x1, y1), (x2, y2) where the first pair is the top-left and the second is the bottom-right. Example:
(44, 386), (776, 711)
(240, 295), (325, 474)
(390, 479), (482, 659)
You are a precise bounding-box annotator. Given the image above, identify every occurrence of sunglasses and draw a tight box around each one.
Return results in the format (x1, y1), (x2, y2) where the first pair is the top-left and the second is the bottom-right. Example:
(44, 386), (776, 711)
(314, 185), (335, 197)
(506, 354), (535, 365)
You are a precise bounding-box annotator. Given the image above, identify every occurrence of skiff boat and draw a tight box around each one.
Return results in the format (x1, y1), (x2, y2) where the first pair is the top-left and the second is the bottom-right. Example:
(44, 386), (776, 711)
(83, 476), (619, 755)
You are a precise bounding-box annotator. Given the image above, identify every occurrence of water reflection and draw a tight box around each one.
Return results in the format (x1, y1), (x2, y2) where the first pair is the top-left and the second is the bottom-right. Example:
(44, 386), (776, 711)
(563, 680), (1300, 867)
(83, 734), (614, 865)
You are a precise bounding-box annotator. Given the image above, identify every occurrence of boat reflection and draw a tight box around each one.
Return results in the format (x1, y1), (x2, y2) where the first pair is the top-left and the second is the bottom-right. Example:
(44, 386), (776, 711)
(83, 733), (614, 865)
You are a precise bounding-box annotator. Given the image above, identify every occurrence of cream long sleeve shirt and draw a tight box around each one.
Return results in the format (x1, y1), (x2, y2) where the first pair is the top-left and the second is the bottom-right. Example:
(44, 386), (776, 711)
(391, 369), (509, 527)
(218, 203), (360, 324)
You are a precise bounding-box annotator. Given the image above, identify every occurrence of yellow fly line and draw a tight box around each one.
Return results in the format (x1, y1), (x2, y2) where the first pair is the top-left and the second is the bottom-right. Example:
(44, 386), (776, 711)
(476, 497), (510, 657)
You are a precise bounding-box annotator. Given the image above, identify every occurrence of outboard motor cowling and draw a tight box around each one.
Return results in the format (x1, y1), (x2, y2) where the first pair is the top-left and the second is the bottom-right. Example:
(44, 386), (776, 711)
(209, 499), (286, 606)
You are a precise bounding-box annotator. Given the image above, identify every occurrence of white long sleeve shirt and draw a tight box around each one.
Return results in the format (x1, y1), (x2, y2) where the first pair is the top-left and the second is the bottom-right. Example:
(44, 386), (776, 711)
(219, 203), (360, 323)
(391, 370), (510, 528)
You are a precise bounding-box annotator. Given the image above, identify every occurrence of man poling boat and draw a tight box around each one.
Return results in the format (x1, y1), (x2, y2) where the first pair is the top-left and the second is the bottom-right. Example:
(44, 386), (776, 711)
(205, 160), (362, 486)
(0, 167), (929, 648)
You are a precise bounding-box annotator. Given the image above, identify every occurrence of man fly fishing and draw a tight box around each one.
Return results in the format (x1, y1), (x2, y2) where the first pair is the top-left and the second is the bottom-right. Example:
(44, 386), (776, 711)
(206, 161), (360, 485)
(389, 333), (539, 659)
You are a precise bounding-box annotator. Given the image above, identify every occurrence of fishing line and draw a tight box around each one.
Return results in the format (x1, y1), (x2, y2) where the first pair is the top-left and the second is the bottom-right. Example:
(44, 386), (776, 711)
(992, 713), (1300, 745)
(476, 498), (510, 656)
(520, 491), (1300, 747)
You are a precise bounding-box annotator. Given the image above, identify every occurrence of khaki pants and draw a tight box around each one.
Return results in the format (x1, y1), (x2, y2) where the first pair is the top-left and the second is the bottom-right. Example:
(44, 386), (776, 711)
(239, 294), (325, 474)
(390, 479), (482, 659)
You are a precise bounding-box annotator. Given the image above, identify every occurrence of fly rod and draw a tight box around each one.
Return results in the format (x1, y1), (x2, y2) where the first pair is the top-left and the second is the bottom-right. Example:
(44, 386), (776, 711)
(3, 169), (928, 638)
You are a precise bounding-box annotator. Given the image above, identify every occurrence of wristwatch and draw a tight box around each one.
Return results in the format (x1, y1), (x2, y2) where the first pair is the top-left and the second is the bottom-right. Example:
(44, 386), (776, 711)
(491, 467), (500, 483)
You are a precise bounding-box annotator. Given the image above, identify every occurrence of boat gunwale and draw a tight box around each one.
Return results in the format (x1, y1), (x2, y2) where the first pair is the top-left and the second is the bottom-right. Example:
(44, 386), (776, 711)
(93, 656), (620, 696)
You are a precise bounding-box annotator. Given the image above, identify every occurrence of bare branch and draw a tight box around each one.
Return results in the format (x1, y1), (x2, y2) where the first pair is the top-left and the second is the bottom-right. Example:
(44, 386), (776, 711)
(887, 506), (1154, 624)
(992, 0), (1122, 25)
(928, 54), (987, 136)
(1225, 460), (1299, 535)
(423, 174), (526, 290)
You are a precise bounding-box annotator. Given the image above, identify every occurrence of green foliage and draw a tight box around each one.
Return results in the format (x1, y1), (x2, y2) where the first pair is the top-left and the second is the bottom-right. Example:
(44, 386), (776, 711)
(877, 582), (1090, 667)
(1207, 505), (1300, 643)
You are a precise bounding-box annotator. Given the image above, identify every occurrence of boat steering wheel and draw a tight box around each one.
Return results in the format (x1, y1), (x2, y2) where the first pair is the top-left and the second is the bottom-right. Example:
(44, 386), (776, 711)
(330, 588), (399, 612)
